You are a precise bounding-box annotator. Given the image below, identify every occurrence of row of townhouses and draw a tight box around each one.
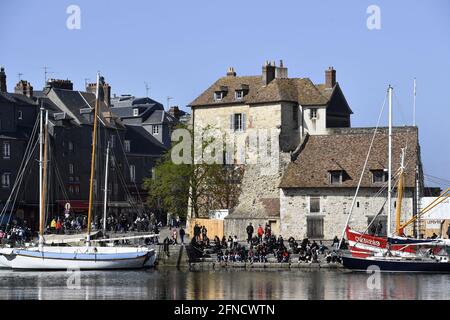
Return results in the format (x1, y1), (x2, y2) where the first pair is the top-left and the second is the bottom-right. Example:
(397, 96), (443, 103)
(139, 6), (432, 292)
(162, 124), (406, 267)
(0, 66), (186, 229)
(189, 61), (424, 240)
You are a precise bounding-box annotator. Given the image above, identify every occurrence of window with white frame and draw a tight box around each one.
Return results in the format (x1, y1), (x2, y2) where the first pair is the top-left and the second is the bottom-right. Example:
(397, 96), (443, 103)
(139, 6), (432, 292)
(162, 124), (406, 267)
(214, 91), (223, 101)
(235, 90), (243, 100)
(133, 108), (139, 117)
(68, 141), (74, 152)
(1, 173), (11, 188)
(310, 108), (318, 120)
(130, 165), (136, 182)
(18, 110), (23, 120)
(124, 140), (131, 153)
(231, 113), (245, 132)
(69, 163), (74, 175)
(152, 125), (159, 135)
(2, 141), (10, 159)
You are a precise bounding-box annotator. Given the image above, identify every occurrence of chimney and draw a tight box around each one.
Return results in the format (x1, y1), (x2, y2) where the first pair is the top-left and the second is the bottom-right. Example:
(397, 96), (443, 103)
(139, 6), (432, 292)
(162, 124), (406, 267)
(275, 59), (288, 79)
(102, 82), (111, 107)
(325, 66), (336, 88)
(45, 79), (73, 90)
(262, 60), (276, 85)
(226, 67), (236, 77)
(169, 106), (181, 120)
(86, 76), (111, 107)
(14, 80), (33, 98)
(0, 66), (6, 92)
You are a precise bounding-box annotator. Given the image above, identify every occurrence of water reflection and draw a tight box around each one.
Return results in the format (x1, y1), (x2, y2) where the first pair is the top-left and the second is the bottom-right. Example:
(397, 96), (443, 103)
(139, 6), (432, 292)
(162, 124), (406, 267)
(0, 269), (449, 300)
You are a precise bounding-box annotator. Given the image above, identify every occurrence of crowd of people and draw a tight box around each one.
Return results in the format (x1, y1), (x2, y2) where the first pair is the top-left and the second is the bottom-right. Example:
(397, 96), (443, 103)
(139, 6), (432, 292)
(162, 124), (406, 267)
(46, 212), (161, 235)
(190, 222), (343, 264)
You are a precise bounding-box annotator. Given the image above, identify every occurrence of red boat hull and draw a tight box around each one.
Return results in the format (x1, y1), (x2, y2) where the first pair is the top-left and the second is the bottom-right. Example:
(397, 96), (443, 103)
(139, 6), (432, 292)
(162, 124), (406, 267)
(345, 227), (415, 257)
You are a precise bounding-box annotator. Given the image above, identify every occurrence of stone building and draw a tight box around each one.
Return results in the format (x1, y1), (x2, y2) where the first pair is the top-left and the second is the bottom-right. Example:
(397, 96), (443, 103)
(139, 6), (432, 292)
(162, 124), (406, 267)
(279, 127), (422, 240)
(189, 61), (352, 239)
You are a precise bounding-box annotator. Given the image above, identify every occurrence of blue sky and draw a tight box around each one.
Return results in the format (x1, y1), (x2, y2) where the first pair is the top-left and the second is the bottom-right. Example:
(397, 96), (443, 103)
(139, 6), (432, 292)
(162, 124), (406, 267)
(1, 0), (449, 187)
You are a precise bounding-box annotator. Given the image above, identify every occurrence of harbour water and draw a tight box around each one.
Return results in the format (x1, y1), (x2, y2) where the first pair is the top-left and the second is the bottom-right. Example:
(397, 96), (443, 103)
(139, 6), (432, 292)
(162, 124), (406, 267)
(0, 268), (449, 300)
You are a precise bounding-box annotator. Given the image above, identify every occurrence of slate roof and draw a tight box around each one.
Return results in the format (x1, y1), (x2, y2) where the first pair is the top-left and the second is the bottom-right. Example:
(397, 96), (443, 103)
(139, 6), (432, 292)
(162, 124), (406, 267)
(279, 127), (419, 189)
(189, 75), (334, 107)
(48, 88), (122, 129)
(124, 125), (167, 156)
(0, 92), (37, 106)
(110, 95), (167, 123)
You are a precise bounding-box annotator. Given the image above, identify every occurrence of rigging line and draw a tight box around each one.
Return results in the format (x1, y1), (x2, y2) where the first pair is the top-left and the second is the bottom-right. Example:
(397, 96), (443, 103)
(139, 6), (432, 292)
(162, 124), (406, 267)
(111, 126), (146, 211)
(339, 90), (388, 247)
(423, 173), (450, 185)
(0, 115), (39, 219)
(110, 148), (143, 216)
(2, 138), (40, 230)
(393, 91), (408, 126)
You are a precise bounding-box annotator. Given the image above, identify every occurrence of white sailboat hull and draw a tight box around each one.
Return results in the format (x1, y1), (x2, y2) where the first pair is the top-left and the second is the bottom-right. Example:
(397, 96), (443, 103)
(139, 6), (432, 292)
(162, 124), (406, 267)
(0, 246), (156, 270)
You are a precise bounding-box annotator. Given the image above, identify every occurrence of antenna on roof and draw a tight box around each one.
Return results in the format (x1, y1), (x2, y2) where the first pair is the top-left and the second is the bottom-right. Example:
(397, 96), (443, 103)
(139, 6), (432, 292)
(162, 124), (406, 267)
(18, 73), (23, 81)
(167, 96), (173, 110)
(145, 82), (150, 97)
(84, 78), (90, 89)
(42, 66), (56, 85)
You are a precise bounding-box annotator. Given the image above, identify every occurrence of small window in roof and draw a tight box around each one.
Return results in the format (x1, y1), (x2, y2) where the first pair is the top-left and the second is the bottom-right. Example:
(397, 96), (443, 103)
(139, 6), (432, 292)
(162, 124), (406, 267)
(235, 90), (243, 100)
(214, 92), (223, 101)
(133, 108), (139, 116)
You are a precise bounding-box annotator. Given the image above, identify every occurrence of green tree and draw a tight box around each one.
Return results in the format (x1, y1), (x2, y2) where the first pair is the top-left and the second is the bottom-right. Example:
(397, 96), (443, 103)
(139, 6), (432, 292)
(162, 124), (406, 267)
(144, 125), (241, 219)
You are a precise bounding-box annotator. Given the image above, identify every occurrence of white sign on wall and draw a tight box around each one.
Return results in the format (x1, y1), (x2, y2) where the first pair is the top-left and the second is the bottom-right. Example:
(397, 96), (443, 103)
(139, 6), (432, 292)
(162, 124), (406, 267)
(426, 219), (443, 229)
(208, 209), (229, 220)
(421, 197), (450, 220)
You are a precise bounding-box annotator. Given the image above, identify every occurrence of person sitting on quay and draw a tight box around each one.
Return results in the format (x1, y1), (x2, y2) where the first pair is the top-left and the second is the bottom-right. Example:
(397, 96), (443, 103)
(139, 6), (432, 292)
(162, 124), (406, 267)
(221, 236), (227, 249)
(201, 226), (207, 240)
(193, 224), (201, 241)
(233, 235), (239, 249)
(227, 235), (233, 249)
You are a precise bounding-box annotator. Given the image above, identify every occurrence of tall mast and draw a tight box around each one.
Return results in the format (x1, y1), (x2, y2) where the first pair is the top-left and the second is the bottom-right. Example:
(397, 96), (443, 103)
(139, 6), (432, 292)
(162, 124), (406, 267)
(387, 85), (393, 237)
(38, 103), (44, 248)
(395, 148), (405, 235)
(40, 110), (49, 246)
(103, 141), (110, 235)
(413, 78), (416, 127)
(86, 72), (101, 245)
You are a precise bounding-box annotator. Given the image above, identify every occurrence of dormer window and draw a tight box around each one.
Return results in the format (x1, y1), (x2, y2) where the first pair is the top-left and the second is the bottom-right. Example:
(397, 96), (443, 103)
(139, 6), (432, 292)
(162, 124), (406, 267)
(310, 108), (318, 120)
(133, 108), (139, 116)
(214, 91), (223, 101)
(235, 90), (244, 100)
(372, 170), (388, 183)
(18, 110), (23, 120)
(329, 170), (343, 185)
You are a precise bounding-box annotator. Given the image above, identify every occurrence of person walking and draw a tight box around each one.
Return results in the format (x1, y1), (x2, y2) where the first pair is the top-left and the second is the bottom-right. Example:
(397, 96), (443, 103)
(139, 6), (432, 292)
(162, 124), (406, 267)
(246, 223), (254, 244)
(179, 227), (185, 244)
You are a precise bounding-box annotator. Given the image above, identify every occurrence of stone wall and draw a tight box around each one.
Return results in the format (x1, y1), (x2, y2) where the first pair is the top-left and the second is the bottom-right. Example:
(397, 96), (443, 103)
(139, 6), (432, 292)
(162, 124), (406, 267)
(280, 187), (415, 240)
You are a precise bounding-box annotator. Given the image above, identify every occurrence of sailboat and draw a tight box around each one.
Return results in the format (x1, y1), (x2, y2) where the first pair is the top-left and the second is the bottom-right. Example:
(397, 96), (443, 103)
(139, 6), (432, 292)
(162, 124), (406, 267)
(0, 73), (156, 270)
(343, 86), (450, 258)
(341, 85), (450, 272)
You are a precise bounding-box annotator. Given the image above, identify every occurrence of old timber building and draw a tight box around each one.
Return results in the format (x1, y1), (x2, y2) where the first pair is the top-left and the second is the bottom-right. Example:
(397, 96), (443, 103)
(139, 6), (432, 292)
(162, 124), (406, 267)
(189, 61), (422, 240)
